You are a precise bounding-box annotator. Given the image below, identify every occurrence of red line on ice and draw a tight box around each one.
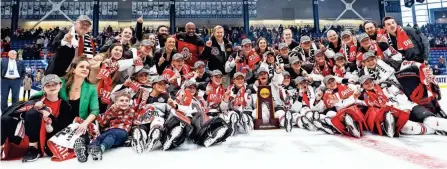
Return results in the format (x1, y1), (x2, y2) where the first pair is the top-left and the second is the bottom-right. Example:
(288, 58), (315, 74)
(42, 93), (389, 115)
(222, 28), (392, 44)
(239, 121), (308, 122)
(347, 137), (447, 169)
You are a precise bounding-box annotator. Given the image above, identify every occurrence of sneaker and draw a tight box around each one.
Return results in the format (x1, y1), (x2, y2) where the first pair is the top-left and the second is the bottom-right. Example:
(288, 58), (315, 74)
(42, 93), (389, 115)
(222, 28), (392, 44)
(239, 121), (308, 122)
(131, 128), (147, 154)
(22, 146), (39, 163)
(203, 126), (229, 147)
(344, 114), (361, 138)
(146, 128), (162, 151)
(162, 124), (184, 151)
(382, 111), (395, 138)
(284, 111), (293, 132)
(88, 145), (103, 161)
(74, 137), (88, 163)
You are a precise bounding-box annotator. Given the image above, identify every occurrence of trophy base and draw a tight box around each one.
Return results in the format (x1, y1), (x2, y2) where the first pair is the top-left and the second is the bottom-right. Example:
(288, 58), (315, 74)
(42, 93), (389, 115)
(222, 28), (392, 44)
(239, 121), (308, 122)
(254, 118), (280, 130)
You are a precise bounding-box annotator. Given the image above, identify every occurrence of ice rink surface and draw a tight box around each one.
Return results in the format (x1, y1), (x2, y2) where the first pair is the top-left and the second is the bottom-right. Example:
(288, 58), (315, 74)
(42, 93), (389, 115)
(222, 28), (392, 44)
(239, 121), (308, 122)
(1, 89), (447, 169)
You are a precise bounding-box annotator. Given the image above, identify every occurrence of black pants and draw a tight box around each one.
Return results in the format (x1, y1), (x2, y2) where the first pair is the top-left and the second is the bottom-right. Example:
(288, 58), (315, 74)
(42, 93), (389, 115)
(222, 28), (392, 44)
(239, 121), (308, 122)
(23, 90), (31, 100)
(1, 109), (42, 145)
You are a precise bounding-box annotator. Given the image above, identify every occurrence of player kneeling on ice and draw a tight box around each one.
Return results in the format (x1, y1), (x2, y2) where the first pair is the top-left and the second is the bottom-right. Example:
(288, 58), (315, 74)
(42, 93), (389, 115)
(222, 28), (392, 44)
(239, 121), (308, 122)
(322, 75), (366, 138)
(287, 76), (336, 134)
(249, 67), (291, 131)
(86, 91), (135, 161)
(178, 80), (232, 147)
(220, 72), (255, 135)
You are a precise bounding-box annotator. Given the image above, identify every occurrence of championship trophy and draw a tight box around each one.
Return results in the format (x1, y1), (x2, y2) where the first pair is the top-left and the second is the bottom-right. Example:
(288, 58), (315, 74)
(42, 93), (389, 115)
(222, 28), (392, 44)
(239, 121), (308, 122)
(254, 85), (280, 129)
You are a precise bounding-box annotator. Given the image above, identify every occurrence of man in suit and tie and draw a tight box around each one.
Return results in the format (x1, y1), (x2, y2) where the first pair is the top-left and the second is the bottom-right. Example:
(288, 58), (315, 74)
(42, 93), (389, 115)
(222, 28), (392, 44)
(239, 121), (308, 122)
(1, 50), (26, 111)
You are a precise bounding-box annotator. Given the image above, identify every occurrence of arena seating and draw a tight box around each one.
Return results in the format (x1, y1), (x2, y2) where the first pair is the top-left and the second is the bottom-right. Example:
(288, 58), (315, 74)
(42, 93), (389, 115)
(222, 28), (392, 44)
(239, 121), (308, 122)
(429, 47), (447, 74)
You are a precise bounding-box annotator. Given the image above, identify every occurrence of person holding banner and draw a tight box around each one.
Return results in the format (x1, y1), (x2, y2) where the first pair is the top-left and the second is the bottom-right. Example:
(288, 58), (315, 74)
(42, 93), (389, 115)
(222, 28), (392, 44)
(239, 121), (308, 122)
(1, 74), (72, 162)
(45, 15), (95, 77)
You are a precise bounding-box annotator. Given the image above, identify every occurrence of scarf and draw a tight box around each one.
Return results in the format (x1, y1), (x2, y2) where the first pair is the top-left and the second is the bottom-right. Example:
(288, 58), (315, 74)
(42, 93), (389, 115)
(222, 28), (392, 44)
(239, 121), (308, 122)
(363, 85), (388, 107)
(323, 84), (354, 108)
(133, 86), (150, 112)
(235, 50), (260, 74)
(162, 65), (192, 87)
(302, 91), (310, 106)
(312, 61), (332, 77)
(333, 65), (345, 78)
(229, 85), (246, 107)
(71, 27), (95, 58)
(296, 46), (316, 64)
(96, 60), (120, 105)
(205, 83), (225, 109)
(340, 42), (357, 63)
(377, 26), (414, 51)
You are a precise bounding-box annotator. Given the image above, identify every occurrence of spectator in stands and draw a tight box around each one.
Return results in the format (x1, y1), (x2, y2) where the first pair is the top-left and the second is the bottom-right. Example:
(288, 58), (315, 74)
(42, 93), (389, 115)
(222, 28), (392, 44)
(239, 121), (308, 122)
(22, 74), (32, 101)
(45, 15), (95, 77)
(2, 37), (11, 53)
(439, 56), (446, 68)
(1, 50), (26, 111)
(433, 65), (441, 75)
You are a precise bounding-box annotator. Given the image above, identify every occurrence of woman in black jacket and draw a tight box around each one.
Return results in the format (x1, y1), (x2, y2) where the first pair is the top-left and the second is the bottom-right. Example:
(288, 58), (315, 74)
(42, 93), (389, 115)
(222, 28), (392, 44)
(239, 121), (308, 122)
(154, 37), (177, 74)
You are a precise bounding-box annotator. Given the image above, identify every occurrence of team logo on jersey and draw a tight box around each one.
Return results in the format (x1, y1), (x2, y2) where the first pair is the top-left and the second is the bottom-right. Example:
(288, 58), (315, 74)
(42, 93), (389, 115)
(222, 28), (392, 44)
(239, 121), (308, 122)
(211, 47), (220, 56)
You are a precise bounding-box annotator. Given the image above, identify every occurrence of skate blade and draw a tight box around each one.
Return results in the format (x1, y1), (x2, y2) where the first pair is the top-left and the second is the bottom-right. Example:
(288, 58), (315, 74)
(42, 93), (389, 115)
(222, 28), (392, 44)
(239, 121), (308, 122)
(163, 126), (182, 151)
(132, 130), (145, 154)
(285, 112), (293, 132)
(147, 129), (161, 151)
(204, 126), (229, 148)
(384, 113), (395, 138)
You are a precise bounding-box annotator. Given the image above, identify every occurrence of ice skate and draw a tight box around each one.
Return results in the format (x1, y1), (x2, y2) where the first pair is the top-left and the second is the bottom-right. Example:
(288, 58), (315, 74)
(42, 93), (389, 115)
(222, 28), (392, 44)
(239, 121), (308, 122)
(313, 120), (335, 134)
(284, 111), (293, 132)
(88, 145), (102, 161)
(382, 111), (395, 138)
(203, 126), (229, 147)
(240, 113), (253, 133)
(163, 123), (184, 151)
(344, 114), (361, 138)
(229, 113), (239, 136)
(146, 128), (162, 151)
(131, 128), (147, 154)
(74, 137), (88, 163)
(299, 116), (318, 131)
(21, 146), (39, 163)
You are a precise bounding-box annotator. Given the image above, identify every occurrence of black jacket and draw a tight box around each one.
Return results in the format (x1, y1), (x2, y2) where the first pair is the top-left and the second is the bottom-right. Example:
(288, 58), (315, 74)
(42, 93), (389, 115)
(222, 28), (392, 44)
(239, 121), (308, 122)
(100, 36), (133, 59)
(44, 30), (76, 77)
(154, 47), (177, 74)
(401, 27), (430, 63)
(201, 36), (233, 74)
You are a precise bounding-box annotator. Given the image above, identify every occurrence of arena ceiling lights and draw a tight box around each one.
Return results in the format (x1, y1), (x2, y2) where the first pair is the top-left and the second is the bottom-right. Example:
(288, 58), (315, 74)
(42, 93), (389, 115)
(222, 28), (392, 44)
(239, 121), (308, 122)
(334, 0), (365, 22)
(31, 0), (74, 29)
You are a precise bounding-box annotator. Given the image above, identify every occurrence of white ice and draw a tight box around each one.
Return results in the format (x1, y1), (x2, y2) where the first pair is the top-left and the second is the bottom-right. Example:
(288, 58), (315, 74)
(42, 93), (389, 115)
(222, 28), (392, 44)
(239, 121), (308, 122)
(1, 89), (447, 169)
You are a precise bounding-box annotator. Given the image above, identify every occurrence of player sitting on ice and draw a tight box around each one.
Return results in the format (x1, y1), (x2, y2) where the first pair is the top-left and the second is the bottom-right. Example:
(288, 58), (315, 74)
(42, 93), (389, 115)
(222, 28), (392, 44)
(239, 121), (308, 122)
(287, 77), (336, 134)
(220, 72), (255, 135)
(249, 67), (292, 131)
(87, 91), (135, 161)
(322, 75), (366, 138)
(356, 75), (411, 137)
(177, 80), (232, 147)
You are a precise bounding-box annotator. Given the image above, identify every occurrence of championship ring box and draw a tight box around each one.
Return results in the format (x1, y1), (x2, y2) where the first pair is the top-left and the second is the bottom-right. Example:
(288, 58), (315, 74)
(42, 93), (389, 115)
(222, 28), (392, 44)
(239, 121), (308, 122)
(254, 85), (280, 129)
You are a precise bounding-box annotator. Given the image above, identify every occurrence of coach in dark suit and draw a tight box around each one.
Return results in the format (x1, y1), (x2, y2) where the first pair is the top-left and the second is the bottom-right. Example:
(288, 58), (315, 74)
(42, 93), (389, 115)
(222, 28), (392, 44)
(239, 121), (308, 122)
(1, 50), (26, 111)
(45, 15), (95, 77)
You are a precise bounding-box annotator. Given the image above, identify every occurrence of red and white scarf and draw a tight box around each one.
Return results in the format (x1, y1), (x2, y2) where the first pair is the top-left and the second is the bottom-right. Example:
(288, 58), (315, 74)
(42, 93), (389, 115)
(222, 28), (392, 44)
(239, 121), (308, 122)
(96, 60), (120, 105)
(312, 61), (332, 77)
(228, 85), (246, 107)
(205, 83), (225, 109)
(323, 84), (355, 108)
(340, 42), (358, 63)
(363, 85), (388, 107)
(377, 26), (414, 51)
